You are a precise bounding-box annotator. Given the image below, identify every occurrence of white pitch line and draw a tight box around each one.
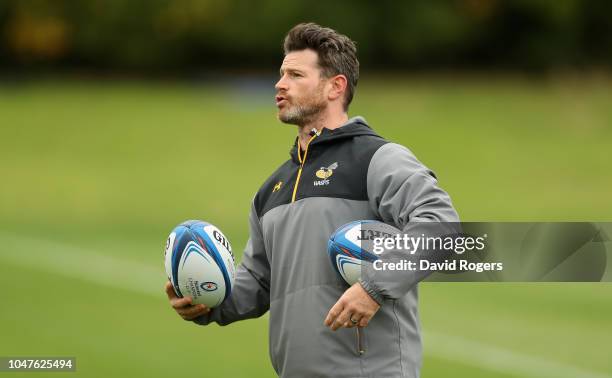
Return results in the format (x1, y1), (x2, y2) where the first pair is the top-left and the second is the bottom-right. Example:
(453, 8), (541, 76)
(424, 331), (612, 378)
(1, 232), (610, 378)
(0, 232), (164, 298)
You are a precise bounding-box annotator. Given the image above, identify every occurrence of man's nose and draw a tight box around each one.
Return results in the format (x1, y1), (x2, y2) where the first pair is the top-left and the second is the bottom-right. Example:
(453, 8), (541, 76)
(275, 76), (288, 91)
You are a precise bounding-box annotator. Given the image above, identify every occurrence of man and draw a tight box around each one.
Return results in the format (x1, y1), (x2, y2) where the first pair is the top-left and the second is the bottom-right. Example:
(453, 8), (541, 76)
(165, 23), (459, 377)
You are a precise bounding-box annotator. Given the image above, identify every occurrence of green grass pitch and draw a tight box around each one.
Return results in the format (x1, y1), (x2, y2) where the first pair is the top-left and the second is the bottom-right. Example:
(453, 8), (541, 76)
(0, 77), (611, 377)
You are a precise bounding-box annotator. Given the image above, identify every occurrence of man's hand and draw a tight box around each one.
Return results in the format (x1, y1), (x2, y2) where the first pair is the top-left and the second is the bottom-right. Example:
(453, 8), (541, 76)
(165, 281), (210, 320)
(324, 282), (380, 331)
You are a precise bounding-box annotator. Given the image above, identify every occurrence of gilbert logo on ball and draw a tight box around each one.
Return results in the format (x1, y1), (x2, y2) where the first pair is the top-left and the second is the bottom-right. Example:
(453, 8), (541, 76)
(164, 220), (236, 308)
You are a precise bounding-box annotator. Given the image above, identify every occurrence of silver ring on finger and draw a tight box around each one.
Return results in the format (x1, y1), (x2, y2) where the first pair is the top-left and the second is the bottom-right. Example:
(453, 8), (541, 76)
(350, 316), (359, 325)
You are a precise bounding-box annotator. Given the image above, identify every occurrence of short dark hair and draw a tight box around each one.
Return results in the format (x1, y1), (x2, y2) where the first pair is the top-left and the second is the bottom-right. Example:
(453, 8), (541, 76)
(283, 23), (359, 111)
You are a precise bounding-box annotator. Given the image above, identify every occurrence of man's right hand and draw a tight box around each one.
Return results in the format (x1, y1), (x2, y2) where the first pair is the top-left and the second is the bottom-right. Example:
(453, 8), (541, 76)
(165, 281), (210, 320)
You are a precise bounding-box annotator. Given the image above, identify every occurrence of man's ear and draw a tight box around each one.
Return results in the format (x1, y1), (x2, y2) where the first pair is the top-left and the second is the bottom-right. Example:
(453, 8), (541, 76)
(327, 74), (348, 102)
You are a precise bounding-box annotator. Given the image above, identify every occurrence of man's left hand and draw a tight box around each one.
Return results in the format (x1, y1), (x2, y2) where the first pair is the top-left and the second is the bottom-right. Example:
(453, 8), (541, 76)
(324, 282), (380, 330)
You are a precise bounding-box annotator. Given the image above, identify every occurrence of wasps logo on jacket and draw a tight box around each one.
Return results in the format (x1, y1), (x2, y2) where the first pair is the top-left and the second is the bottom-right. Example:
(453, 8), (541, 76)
(314, 162), (338, 186)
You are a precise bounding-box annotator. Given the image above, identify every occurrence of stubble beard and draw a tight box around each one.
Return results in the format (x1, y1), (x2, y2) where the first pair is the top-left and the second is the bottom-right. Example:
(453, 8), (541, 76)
(278, 85), (327, 126)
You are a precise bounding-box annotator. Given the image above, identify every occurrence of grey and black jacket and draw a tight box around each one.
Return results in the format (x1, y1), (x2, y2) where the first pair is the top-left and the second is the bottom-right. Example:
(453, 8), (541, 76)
(195, 117), (459, 378)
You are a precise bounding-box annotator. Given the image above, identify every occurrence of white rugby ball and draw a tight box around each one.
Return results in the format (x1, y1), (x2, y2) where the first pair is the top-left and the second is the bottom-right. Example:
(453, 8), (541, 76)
(327, 220), (399, 285)
(164, 220), (236, 308)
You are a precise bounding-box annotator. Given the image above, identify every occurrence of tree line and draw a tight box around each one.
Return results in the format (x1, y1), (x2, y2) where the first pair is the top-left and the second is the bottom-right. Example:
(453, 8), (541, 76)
(1, 0), (611, 73)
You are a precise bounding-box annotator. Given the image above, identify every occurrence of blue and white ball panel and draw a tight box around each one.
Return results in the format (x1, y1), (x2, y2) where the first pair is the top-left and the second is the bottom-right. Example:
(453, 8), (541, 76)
(164, 231), (177, 293)
(164, 220), (236, 308)
(202, 224), (236, 286)
(335, 254), (362, 285)
(165, 225), (192, 297)
(328, 220), (399, 285)
(191, 223), (236, 301)
(329, 220), (381, 260)
(178, 240), (228, 308)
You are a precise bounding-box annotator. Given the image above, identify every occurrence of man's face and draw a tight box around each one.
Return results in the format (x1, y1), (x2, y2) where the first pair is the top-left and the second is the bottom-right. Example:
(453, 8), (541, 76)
(275, 49), (328, 126)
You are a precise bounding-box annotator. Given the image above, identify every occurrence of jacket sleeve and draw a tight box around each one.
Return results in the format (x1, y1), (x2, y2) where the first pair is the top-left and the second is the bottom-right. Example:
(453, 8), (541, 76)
(359, 142), (460, 304)
(193, 201), (270, 326)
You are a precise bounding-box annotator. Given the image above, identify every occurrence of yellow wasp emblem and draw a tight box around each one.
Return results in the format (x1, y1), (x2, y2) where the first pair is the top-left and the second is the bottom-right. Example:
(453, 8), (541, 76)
(272, 181), (283, 193)
(315, 162), (338, 179)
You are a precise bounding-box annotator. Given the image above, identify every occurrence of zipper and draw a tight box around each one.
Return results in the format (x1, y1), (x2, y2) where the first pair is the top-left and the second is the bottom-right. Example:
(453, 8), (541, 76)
(291, 133), (317, 202)
(356, 327), (365, 355)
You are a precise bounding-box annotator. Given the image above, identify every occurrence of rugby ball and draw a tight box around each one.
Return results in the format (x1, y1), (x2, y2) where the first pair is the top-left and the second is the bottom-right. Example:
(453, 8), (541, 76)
(327, 220), (399, 285)
(164, 220), (236, 308)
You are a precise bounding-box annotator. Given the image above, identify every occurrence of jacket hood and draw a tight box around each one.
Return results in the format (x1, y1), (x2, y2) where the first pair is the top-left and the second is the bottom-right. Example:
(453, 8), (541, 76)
(289, 116), (380, 163)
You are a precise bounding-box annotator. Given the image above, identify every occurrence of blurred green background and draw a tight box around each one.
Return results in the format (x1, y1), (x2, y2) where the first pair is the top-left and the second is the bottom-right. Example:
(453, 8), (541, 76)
(1, 1), (612, 378)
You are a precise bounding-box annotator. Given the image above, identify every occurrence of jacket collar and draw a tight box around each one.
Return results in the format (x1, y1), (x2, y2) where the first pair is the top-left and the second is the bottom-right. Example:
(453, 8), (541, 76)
(289, 116), (379, 164)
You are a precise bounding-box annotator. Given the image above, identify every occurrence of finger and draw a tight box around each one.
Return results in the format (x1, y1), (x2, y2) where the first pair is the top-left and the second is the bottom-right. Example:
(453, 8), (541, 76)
(332, 307), (354, 331)
(343, 317), (357, 329)
(165, 281), (177, 300)
(358, 316), (370, 328)
(324, 301), (344, 327)
(179, 304), (210, 320)
(340, 311), (360, 329)
(171, 296), (193, 309)
(347, 314), (361, 329)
